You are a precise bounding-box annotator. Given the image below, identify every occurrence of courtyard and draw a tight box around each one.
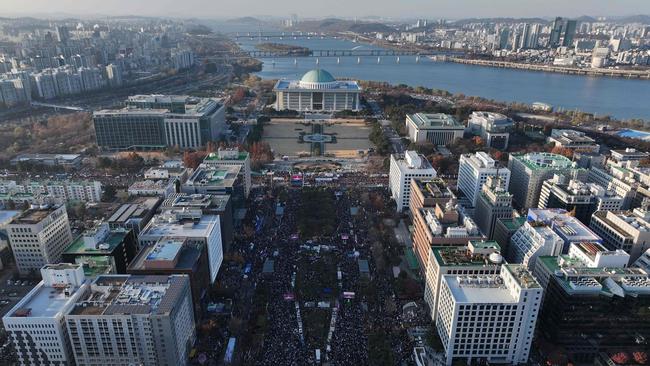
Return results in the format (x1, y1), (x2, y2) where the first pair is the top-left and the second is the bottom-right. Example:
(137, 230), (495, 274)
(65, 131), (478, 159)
(263, 118), (373, 158)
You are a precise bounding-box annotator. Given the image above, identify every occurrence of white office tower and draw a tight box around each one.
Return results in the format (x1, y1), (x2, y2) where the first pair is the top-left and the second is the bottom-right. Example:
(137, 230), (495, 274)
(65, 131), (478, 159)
(389, 151), (437, 211)
(632, 248), (650, 273)
(509, 215), (564, 271)
(457, 152), (510, 205)
(202, 148), (252, 198)
(7, 204), (74, 276)
(3, 264), (89, 366)
(139, 208), (222, 282)
(66, 274), (195, 366)
(424, 241), (503, 322)
(436, 264), (542, 366)
(589, 208), (650, 262)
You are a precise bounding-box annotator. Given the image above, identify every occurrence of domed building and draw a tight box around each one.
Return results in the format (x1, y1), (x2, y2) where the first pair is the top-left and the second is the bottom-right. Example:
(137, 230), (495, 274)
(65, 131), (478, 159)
(273, 68), (362, 112)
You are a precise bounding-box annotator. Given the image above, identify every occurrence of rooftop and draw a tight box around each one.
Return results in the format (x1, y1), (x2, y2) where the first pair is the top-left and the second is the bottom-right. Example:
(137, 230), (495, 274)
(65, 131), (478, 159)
(498, 216), (527, 231)
(129, 239), (203, 272)
(274, 69), (361, 91)
(432, 243), (502, 267)
(407, 113), (464, 130)
(11, 205), (62, 225)
(107, 196), (161, 224)
(186, 165), (241, 188)
(64, 230), (128, 255)
(141, 211), (219, 239)
(301, 69), (335, 83)
(444, 274), (515, 303)
(70, 274), (188, 316)
(511, 152), (574, 171)
(413, 178), (455, 200)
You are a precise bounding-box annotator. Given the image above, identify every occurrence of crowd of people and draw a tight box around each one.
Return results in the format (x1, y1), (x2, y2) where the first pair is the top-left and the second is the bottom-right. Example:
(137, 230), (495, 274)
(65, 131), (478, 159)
(212, 172), (415, 365)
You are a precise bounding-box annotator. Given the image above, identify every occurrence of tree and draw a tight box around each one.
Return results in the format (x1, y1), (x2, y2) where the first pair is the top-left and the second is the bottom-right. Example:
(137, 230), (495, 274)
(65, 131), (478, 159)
(551, 145), (574, 159)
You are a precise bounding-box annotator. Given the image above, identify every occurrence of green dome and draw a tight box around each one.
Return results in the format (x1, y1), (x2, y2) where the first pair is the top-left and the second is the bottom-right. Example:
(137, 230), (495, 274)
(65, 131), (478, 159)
(300, 69), (335, 83)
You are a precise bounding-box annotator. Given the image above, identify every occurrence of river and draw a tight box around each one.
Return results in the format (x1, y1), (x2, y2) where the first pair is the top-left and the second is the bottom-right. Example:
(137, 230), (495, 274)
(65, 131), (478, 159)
(235, 37), (650, 121)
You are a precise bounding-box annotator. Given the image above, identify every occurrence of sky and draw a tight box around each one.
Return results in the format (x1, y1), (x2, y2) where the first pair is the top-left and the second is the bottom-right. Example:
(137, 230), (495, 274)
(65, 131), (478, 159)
(0, 0), (649, 20)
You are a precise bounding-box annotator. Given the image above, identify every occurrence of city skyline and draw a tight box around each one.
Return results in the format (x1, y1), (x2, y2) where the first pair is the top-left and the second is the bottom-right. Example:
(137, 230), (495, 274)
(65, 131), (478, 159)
(1, 0), (650, 19)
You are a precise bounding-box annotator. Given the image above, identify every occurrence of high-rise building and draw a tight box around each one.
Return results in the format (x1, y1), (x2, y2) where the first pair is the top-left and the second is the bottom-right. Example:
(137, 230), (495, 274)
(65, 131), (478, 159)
(539, 174), (624, 225)
(389, 151), (437, 212)
(509, 208), (603, 269)
(474, 176), (513, 239)
(436, 264), (542, 366)
(498, 28), (510, 49)
(55, 25), (70, 44)
(202, 148), (252, 198)
(589, 208), (650, 262)
(507, 152), (576, 210)
(138, 208), (223, 283)
(458, 152), (510, 206)
(492, 216), (526, 256)
(3, 264), (89, 366)
(466, 112), (514, 150)
(94, 95), (225, 151)
(62, 222), (138, 276)
(424, 241), (503, 322)
(412, 203), (483, 270)
(128, 237), (211, 319)
(550, 17), (577, 48)
(7, 205), (73, 276)
(405, 113), (465, 145)
(105, 63), (123, 87)
(66, 274), (195, 366)
(534, 243), (650, 364)
(408, 178), (456, 218)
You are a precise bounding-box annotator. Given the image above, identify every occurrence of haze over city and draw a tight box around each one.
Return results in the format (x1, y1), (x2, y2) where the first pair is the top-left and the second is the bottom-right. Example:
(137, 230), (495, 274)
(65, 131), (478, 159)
(1, 0), (650, 19)
(0, 2), (649, 366)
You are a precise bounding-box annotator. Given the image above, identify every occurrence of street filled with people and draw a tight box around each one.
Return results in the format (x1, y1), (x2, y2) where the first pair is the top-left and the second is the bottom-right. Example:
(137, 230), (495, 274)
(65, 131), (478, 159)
(206, 173), (419, 365)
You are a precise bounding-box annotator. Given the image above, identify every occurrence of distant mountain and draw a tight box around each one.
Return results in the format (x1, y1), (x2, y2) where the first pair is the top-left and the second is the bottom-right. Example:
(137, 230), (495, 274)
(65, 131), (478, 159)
(615, 15), (650, 24)
(226, 17), (263, 24)
(292, 18), (395, 34)
(452, 17), (549, 25)
(575, 16), (598, 23)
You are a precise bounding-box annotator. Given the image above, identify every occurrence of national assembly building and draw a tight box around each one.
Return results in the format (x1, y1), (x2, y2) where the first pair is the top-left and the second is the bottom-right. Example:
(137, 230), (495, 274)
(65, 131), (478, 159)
(273, 69), (362, 112)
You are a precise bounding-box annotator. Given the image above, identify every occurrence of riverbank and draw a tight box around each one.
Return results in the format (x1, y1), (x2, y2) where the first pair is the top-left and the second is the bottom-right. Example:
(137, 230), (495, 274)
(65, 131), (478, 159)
(448, 58), (650, 79)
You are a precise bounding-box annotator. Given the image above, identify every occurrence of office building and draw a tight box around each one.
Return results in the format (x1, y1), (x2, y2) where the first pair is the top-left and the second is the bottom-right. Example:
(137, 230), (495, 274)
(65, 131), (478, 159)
(389, 151), (437, 212)
(550, 17), (577, 48)
(62, 222), (138, 277)
(493, 216), (526, 257)
(424, 241), (503, 321)
(182, 165), (245, 209)
(474, 176), (513, 239)
(405, 113), (465, 145)
(128, 238), (210, 319)
(139, 208), (222, 283)
(3, 264), (89, 366)
(589, 208), (650, 262)
(94, 95), (225, 151)
(273, 69), (361, 112)
(10, 153), (82, 168)
(534, 245), (650, 363)
(632, 247), (650, 273)
(547, 129), (600, 153)
(436, 264), (542, 366)
(7, 205), (73, 276)
(609, 148), (649, 164)
(107, 196), (162, 238)
(507, 152), (575, 209)
(66, 274), (195, 366)
(587, 166), (637, 209)
(539, 174), (624, 225)
(467, 112), (514, 150)
(458, 152), (510, 206)
(412, 203), (483, 270)
(105, 63), (123, 87)
(202, 148), (251, 198)
(408, 178), (456, 217)
(161, 193), (234, 252)
(508, 211), (565, 271)
(171, 49), (195, 70)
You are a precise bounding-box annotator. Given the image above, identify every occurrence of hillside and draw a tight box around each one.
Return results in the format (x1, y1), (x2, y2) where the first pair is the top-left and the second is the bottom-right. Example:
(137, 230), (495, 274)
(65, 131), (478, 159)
(292, 18), (395, 34)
